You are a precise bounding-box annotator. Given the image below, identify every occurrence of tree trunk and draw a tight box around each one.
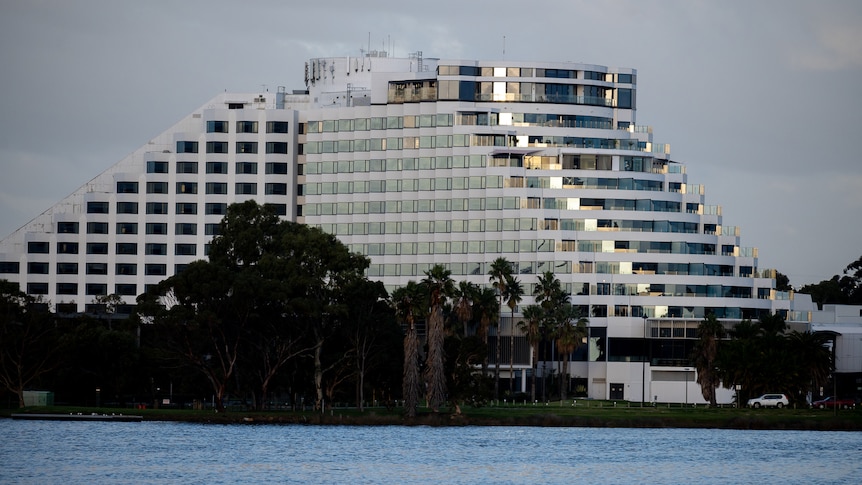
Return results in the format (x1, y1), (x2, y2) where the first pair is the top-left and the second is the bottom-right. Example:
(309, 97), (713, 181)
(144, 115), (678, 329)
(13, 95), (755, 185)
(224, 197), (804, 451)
(314, 343), (324, 411)
(403, 326), (420, 417)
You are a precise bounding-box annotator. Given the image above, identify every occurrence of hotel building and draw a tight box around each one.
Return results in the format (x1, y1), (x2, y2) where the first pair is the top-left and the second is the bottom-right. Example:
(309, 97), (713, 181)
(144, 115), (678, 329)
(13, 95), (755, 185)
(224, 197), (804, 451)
(0, 52), (827, 403)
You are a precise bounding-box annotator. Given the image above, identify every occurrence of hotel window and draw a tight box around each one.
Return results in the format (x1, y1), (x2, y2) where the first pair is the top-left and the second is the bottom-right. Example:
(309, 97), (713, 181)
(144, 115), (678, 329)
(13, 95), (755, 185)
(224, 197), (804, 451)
(146, 161), (169, 173)
(206, 120), (228, 133)
(205, 203), (227, 215)
(87, 222), (108, 234)
(175, 264), (188, 274)
(265, 183), (287, 195)
(266, 162), (288, 174)
(146, 202), (168, 214)
(57, 283), (78, 295)
(28, 262), (49, 274)
(236, 142), (258, 154)
(117, 222), (138, 235)
(116, 243), (137, 255)
(266, 121), (288, 133)
(86, 284), (107, 296)
(146, 223), (168, 235)
(0, 262), (20, 274)
(265, 203), (287, 216)
(175, 223), (197, 235)
(145, 244), (167, 256)
(58, 242), (79, 254)
(206, 141), (229, 154)
(57, 262), (78, 275)
(176, 203), (198, 215)
(205, 182), (227, 195)
(57, 221), (79, 234)
(116, 202), (138, 214)
(235, 183), (257, 195)
(115, 284), (137, 296)
(266, 142), (288, 154)
(117, 181), (138, 193)
(86, 242), (108, 255)
(28, 283), (49, 294)
(28, 241), (49, 254)
(87, 201), (109, 214)
(206, 161), (228, 174)
(86, 263), (108, 275)
(236, 121), (258, 133)
(175, 244), (197, 256)
(147, 182), (168, 194)
(205, 223), (220, 236)
(236, 162), (257, 174)
(176, 141), (198, 153)
(145, 264), (167, 275)
(176, 161), (198, 173)
(177, 182), (198, 194)
(116, 263), (137, 275)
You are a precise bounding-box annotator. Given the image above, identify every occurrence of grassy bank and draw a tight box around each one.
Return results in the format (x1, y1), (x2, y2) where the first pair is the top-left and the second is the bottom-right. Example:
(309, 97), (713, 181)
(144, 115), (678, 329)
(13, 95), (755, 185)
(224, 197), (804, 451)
(4, 401), (861, 431)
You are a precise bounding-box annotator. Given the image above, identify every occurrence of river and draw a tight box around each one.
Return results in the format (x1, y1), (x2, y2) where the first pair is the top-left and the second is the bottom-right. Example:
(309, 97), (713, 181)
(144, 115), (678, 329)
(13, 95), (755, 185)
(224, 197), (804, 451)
(1, 419), (860, 484)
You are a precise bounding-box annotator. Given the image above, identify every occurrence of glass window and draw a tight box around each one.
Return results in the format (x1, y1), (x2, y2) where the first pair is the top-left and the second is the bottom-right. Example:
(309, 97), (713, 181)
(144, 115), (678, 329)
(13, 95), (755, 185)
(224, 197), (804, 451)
(235, 183), (257, 195)
(57, 283), (78, 295)
(115, 284), (137, 296)
(56, 262), (78, 274)
(116, 202), (138, 214)
(117, 181), (138, 193)
(176, 182), (198, 194)
(145, 244), (167, 256)
(175, 223), (197, 235)
(236, 162), (258, 174)
(206, 120), (228, 133)
(206, 161), (228, 174)
(267, 121), (289, 133)
(146, 223), (168, 235)
(265, 183), (287, 195)
(266, 142), (288, 154)
(206, 182), (227, 194)
(176, 161), (198, 173)
(86, 242), (108, 254)
(116, 243), (137, 255)
(236, 121), (258, 133)
(265, 162), (288, 174)
(0, 261), (20, 273)
(236, 142), (258, 154)
(115, 263), (137, 275)
(264, 203), (287, 216)
(206, 141), (229, 153)
(146, 161), (169, 173)
(175, 243), (197, 256)
(205, 223), (220, 236)
(85, 283), (107, 296)
(147, 181), (168, 194)
(57, 242), (79, 254)
(116, 222), (137, 235)
(87, 201), (109, 214)
(28, 262), (49, 274)
(146, 202), (168, 214)
(145, 263), (167, 275)
(27, 282), (49, 294)
(176, 141), (198, 153)
(86, 262), (108, 275)
(27, 241), (50, 254)
(57, 221), (79, 234)
(205, 203), (227, 215)
(87, 222), (108, 234)
(176, 203), (197, 215)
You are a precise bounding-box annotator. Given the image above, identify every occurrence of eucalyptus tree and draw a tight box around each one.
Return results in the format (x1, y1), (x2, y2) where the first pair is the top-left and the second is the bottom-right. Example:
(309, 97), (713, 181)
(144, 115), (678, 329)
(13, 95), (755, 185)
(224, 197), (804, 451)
(488, 257), (513, 399)
(517, 304), (544, 402)
(504, 275), (523, 394)
(392, 281), (424, 417)
(422, 264), (455, 412)
(691, 313), (725, 406)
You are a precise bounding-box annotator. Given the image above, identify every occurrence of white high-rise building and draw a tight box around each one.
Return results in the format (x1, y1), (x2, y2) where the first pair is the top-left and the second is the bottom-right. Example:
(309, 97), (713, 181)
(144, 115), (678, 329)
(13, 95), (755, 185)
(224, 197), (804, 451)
(0, 53), (821, 403)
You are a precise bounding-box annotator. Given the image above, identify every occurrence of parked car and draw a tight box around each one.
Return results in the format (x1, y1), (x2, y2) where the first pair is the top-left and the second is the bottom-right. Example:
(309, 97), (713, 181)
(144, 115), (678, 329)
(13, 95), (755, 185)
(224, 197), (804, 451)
(811, 396), (856, 409)
(747, 393), (789, 408)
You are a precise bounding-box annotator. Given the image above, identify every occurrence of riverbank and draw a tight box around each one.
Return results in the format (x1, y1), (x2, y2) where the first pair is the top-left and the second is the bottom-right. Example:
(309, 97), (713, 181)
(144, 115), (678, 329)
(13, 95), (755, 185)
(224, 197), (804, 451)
(3, 403), (860, 431)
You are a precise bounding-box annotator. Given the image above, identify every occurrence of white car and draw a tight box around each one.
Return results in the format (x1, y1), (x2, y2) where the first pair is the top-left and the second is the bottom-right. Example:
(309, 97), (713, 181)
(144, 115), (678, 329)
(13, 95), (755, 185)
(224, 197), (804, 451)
(747, 393), (789, 408)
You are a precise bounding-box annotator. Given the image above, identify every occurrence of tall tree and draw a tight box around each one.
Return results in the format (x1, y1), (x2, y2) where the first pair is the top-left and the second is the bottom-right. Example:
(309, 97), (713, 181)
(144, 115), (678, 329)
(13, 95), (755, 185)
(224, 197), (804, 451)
(553, 303), (587, 401)
(422, 265), (454, 412)
(691, 313), (725, 406)
(472, 287), (499, 375)
(488, 257), (513, 399)
(453, 281), (477, 338)
(342, 279), (393, 411)
(0, 281), (58, 408)
(504, 275), (523, 394)
(517, 304), (543, 402)
(392, 282), (424, 417)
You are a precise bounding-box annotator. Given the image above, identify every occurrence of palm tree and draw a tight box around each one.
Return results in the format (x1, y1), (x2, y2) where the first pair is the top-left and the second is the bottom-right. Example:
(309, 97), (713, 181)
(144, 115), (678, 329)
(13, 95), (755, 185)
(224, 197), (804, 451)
(488, 257), (513, 399)
(392, 281), (423, 417)
(554, 303), (587, 400)
(504, 275), (523, 395)
(422, 264), (454, 412)
(453, 281), (477, 338)
(472, 287), (499, 375)
(691, 313), (725, 406)
(786, 330), (833, 403)
(518, 304), (543, 402)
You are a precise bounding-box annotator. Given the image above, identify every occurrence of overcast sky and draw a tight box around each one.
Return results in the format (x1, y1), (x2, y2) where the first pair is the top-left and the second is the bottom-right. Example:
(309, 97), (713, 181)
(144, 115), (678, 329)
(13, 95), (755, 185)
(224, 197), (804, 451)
(1, 0), (860, 288)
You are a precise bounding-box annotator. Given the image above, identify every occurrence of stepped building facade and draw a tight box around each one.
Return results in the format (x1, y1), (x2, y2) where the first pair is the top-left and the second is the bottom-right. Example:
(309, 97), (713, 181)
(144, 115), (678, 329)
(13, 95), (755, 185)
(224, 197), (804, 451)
(0, 52), (822, 403)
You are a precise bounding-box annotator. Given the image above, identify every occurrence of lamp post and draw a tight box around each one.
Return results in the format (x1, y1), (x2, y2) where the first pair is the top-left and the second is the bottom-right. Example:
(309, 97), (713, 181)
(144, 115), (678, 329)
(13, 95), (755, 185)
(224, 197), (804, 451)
(642, 315), (648, 407)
